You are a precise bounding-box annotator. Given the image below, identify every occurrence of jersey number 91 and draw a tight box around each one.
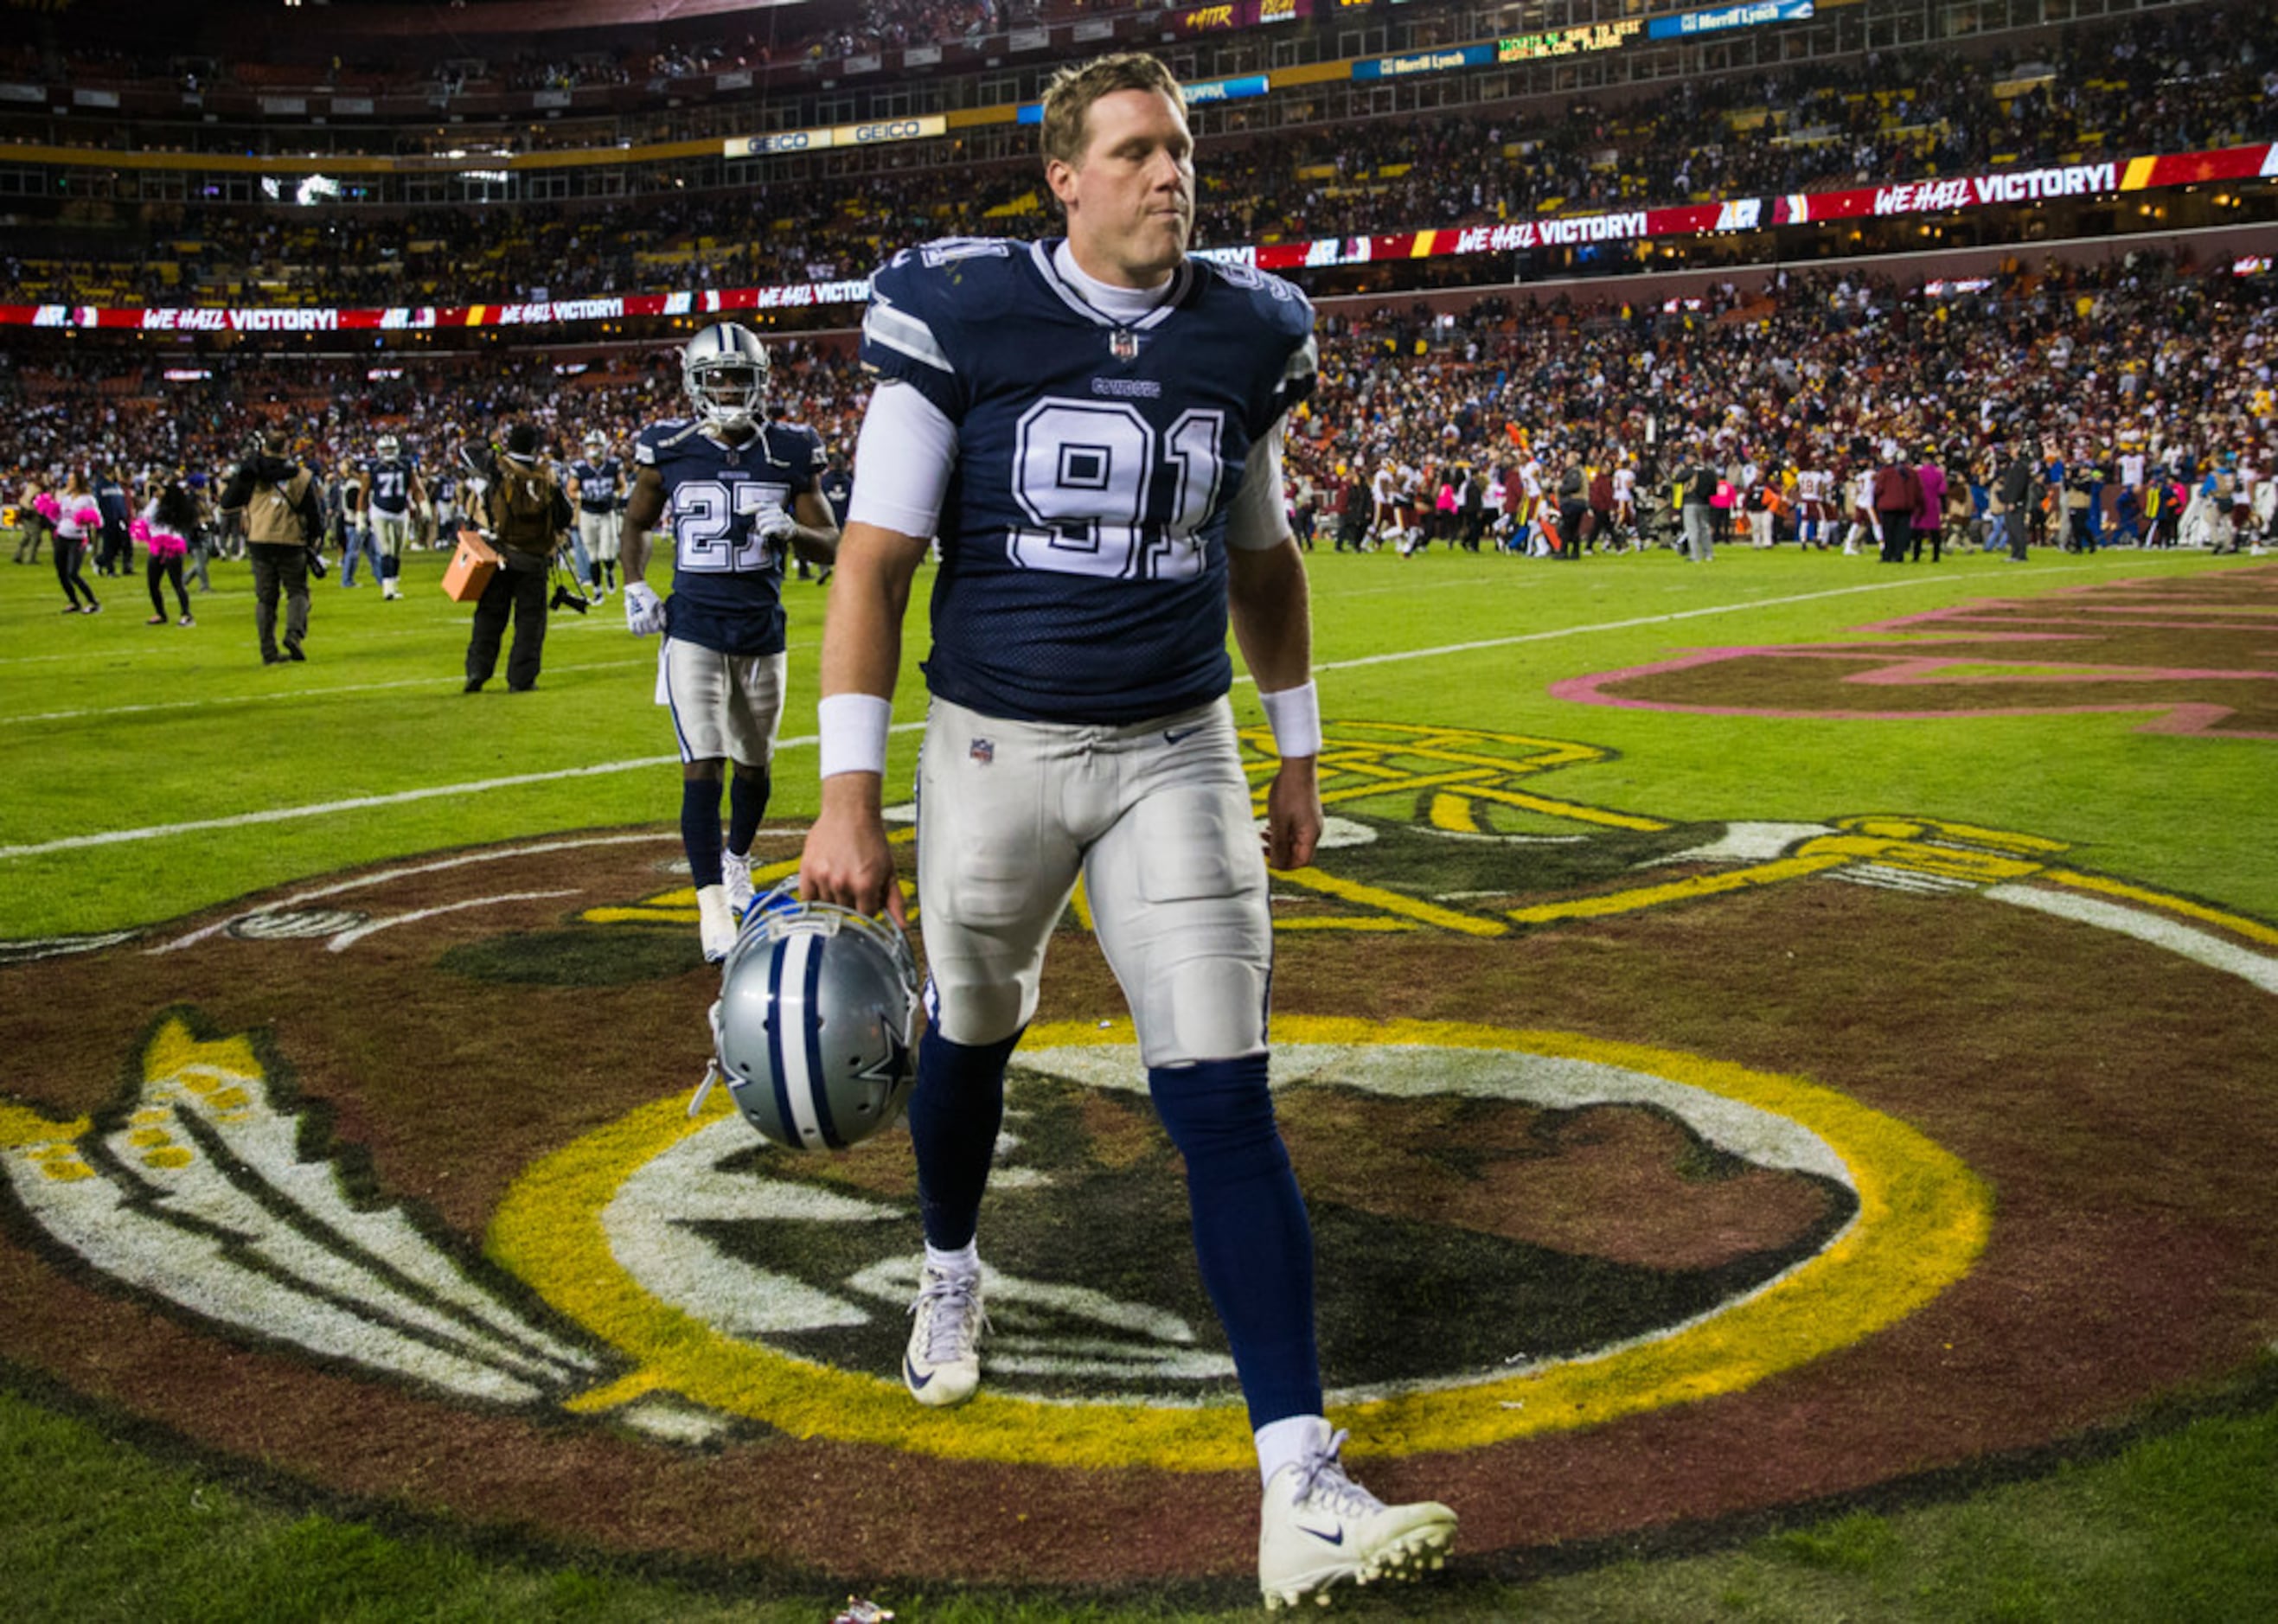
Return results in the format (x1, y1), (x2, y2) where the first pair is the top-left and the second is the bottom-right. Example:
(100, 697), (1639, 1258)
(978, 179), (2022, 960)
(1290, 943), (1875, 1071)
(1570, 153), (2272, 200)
(1009, 400), (1227, 583)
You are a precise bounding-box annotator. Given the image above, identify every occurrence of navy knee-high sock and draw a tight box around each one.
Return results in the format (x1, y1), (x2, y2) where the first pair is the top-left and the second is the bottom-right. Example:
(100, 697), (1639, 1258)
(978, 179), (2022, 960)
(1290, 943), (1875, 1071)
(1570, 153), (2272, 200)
(1150, 1055), (1322, 1431)
(727, 764), (769, 859)
(681, 777), (724, 888)
(907, 1026), (1021, 1250)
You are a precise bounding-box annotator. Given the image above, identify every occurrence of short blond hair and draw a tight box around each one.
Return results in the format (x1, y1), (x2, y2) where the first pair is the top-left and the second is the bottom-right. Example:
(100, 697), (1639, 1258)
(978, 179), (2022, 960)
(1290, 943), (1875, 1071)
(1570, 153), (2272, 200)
(1039, 52), (1185, 171)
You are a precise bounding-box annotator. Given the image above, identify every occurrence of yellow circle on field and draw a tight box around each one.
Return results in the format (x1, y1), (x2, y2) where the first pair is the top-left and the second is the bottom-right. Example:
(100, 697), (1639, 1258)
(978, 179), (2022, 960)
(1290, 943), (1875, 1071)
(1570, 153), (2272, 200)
(489, 1016), (1989, 1471)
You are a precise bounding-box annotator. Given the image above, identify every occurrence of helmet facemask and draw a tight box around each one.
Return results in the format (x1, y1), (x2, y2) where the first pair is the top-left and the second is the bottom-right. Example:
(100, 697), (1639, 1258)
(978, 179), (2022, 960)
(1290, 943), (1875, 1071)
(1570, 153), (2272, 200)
(683, 324), (771, 437)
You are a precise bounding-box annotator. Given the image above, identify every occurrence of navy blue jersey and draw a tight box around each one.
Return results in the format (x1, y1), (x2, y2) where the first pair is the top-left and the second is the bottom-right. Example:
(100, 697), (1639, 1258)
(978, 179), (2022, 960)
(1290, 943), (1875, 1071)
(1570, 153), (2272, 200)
(571, 457), (624, 515)
(366, 457), (417, 515)
(820, 466), (854, 528)
(860, 237), (1315, 725)
(636, 417), (825, 657)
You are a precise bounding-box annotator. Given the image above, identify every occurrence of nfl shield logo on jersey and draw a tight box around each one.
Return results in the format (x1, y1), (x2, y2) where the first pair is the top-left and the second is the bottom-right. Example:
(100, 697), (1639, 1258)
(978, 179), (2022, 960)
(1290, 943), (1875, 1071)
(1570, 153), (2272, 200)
(1109, 328), (1139, 363)
(969, 738), (995, 765)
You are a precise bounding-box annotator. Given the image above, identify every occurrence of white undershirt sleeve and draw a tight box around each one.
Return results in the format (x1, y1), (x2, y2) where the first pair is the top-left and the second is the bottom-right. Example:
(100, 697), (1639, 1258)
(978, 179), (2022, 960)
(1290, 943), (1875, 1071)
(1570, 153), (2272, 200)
(1224, 418), (1292, 552)
(847, 379), (959, 538)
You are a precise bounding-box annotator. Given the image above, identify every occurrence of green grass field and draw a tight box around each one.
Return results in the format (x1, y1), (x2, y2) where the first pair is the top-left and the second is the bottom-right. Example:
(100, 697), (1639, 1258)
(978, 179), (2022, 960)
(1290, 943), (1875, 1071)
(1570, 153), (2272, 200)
(3, 534), (2275, 1621)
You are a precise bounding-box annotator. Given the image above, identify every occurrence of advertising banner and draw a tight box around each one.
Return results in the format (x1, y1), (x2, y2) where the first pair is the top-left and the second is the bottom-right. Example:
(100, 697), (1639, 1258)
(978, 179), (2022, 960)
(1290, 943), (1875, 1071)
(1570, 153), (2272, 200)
(1647, 1), (1815, 42)
(6, 143), (2269, 333)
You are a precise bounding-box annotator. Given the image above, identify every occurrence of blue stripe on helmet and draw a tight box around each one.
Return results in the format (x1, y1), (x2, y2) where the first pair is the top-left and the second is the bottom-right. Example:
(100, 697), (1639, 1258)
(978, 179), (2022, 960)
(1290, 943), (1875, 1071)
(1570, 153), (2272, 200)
(763, 936), (806, 1148)
(803, 934), (844, 1149)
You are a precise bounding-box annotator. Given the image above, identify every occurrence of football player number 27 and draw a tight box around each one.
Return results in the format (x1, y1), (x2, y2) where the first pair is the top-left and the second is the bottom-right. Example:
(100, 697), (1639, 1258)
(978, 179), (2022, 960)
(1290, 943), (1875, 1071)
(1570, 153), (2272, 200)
(1010, 400), (1225, 581)
(675, 477), (790, 573)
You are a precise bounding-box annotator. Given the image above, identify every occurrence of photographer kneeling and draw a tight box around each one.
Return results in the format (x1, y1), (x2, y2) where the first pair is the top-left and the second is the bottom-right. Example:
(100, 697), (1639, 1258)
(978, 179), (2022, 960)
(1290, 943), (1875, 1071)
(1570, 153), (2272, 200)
(464, 423), (573, 694)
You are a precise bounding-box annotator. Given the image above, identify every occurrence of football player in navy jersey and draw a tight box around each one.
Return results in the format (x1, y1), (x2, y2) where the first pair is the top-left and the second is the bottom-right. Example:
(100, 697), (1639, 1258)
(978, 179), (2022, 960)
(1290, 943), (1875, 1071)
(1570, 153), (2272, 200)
(622, 323), (839, 962)
(797, 52), (1455, 1609)
(567, 430), (624, 599)
(365, 434), (426, 601)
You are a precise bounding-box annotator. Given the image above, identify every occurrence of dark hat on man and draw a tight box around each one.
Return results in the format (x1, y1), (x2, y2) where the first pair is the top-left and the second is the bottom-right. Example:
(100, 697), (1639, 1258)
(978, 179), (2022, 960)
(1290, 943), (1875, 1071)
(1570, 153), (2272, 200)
(505, 423), (541, 459)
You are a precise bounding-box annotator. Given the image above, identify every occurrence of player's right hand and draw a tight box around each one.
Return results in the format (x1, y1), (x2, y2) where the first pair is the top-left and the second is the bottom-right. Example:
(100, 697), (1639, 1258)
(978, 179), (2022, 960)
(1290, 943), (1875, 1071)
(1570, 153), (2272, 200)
(800, 784), (906, 928)
(623, 580), (665, 636)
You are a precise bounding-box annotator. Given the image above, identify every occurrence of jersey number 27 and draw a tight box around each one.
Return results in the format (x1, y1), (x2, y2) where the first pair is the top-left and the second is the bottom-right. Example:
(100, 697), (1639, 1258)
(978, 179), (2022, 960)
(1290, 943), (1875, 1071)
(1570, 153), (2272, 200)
(675, 476), (789, 573)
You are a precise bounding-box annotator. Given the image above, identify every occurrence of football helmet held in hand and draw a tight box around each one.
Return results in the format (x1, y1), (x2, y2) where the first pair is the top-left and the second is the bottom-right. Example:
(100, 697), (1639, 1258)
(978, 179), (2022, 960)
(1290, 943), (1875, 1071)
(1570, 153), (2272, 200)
(708, 884), (919, 1152)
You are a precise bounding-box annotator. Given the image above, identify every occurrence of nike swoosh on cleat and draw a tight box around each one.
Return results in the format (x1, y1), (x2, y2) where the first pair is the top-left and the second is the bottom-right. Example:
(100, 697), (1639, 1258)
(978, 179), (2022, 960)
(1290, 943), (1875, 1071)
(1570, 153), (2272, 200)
(1294, 1523), (1345, 1546)
(905, 1359), (934, 1390)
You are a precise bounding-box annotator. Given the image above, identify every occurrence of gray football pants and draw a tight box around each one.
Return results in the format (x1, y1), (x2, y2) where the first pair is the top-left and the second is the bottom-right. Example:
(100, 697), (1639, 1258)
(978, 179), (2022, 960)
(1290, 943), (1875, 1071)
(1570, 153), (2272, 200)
(917, 694), (1272, 1069)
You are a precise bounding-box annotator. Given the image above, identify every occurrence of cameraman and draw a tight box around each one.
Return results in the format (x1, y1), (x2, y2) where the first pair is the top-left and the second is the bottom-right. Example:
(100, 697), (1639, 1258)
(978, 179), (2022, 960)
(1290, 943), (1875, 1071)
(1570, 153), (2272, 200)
(220, 428), (323, 665)
(462, 422), (573, 694)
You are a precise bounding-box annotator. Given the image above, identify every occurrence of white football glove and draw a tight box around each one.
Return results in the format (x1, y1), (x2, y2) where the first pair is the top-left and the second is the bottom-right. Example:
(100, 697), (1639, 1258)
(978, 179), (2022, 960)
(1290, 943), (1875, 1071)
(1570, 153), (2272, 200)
(754, 505), (797, 547)
(624, 580), (666, 636)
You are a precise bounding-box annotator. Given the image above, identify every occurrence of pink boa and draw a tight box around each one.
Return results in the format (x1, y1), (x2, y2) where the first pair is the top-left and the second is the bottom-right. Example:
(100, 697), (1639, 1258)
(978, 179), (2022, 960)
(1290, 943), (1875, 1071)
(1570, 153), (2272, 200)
(134, 518), (189, 559)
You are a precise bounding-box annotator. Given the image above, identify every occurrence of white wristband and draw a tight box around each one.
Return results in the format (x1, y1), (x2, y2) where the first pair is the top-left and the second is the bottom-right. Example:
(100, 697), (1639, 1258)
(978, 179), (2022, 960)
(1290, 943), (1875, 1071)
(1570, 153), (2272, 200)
(817, 693), (893, 779)
(1259, 680), (1321, 760)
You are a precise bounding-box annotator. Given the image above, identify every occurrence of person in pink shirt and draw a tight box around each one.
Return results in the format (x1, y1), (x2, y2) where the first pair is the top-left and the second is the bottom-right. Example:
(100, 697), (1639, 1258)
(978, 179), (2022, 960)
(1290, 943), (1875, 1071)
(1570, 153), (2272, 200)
(1912, 449), (1948, 563)
(138, 479), (199, 627)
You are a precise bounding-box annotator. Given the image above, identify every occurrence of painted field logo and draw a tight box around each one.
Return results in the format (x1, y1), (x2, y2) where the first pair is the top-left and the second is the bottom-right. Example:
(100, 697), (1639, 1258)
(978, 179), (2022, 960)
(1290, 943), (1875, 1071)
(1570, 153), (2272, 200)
(493, 1020), (1984, 1469)
(1552, 565), (2278, 738)
(3, 728), (2277, 1590)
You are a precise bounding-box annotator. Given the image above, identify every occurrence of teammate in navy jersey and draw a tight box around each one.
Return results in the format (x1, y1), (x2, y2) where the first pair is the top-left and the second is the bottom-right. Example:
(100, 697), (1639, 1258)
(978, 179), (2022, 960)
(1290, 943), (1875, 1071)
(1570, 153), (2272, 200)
(797, 52), (1454, 1610)
(567, 431), (624, 598)
(622, 323), (840, 962)
(364, 435), (426, 601)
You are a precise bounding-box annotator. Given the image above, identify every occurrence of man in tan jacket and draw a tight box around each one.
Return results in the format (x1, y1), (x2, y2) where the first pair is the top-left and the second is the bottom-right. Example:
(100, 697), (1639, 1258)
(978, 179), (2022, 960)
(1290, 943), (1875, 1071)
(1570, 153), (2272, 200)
(220, 428), (323, 665)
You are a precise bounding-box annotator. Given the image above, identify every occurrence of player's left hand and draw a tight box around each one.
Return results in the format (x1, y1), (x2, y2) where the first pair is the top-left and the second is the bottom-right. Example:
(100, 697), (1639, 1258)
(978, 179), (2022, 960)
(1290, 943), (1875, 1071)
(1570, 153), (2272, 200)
(1262, 757), (1323, 872)
(754, 506), (797, 546)
(623, 580), (666, 636)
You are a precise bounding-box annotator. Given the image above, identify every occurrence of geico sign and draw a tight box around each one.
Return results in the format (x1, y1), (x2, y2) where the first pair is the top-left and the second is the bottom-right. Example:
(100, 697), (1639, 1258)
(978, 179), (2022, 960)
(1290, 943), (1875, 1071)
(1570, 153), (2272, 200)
(849, 120), (925, 144)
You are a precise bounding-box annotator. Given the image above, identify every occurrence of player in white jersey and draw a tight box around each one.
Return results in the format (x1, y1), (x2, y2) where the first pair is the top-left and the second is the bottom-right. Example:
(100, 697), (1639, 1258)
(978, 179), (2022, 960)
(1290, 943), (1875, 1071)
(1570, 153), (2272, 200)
(1795, 465), (1833, 549)
(1368, 461), (1397, 550)
(1844, 464), (1876, 554)
(1611, 457), (1637, 539)
(798, 52), (1454, 1611)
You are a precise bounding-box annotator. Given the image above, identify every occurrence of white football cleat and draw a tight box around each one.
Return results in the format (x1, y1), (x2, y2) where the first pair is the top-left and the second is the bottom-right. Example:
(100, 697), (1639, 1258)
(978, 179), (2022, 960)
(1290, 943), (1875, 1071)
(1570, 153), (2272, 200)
(696, 884), (738, 962)
(1259, 1427), (1455, 1610)
(721, 850), (755, 920)
(903, 1266), (984, 1409)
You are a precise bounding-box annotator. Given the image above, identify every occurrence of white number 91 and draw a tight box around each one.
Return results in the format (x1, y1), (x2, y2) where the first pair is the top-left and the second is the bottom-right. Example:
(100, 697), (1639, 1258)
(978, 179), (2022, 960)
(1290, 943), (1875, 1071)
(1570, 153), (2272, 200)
(1009, 400), (1226, 581)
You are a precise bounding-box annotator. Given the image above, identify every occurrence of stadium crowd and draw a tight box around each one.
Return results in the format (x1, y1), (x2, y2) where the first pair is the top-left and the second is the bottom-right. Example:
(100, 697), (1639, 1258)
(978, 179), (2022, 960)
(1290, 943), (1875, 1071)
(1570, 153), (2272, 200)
(5, 0), (2275, 315)
(1, 0), (1071, 100)
(11, 246), (2278, 611)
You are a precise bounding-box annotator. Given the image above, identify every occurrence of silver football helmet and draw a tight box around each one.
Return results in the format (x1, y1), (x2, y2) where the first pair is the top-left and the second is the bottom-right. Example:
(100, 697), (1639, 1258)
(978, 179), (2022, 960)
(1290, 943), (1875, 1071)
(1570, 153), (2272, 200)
(375, 433), (400, 461)
(707, 884), (918, 1152)
(682, 322), (770, 435)
(582, 430), (608, 457)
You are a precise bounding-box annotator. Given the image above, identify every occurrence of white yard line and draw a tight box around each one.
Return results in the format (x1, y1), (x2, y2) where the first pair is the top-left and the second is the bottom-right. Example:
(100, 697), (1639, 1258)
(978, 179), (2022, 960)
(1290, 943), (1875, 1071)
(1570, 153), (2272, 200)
(0, 569), (2101, 861)
(2, 652), (656, 726)
(0, 724), (926, 861)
